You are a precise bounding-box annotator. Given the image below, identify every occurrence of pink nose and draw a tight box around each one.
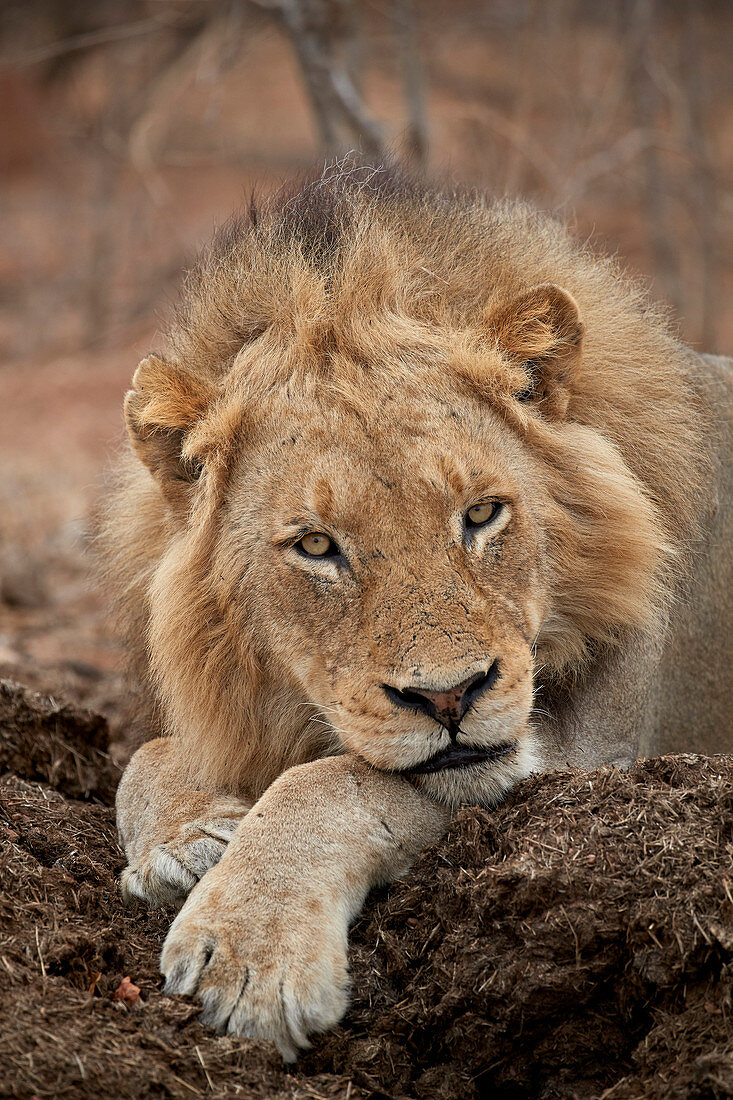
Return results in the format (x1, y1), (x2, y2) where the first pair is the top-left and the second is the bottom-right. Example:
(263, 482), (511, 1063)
(416, 681), (473, 726)
(383, 661), (500, 731)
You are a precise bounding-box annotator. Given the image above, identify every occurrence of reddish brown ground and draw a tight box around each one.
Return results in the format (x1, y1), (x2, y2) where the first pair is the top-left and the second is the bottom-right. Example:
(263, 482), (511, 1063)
(2, 682), (732, 1099)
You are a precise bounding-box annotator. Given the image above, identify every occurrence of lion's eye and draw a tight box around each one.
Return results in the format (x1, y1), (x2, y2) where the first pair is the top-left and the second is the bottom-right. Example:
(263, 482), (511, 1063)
(297, 533), (336, 558)
(465, 501), (502, 528)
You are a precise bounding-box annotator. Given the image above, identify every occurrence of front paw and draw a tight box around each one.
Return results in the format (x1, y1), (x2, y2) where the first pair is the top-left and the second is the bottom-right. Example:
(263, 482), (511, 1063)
(159, 867), (350, 1060)
(121, 816), (241, 908)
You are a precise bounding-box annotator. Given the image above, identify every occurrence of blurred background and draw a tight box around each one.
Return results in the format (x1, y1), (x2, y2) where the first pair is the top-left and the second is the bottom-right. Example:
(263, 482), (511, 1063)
(1, 0), (731, 744)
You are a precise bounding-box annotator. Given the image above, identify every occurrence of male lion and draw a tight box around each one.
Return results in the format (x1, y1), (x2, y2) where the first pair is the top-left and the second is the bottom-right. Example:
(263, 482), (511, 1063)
(107, 163), (732, 1060)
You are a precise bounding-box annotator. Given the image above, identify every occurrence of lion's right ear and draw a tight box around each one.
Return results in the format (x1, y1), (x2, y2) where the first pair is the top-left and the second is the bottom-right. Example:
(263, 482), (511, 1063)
(487, 284), (584, 420)
(124, 355), (216, 483)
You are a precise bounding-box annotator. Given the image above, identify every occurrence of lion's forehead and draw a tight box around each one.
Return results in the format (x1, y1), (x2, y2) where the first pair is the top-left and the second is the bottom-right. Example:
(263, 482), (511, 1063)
(230, 396), (525, 525)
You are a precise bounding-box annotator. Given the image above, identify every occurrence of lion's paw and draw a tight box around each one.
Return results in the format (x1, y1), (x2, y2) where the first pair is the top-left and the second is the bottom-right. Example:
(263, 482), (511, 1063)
(160, 873), (350, 1061)
(121, 817), (241, 908)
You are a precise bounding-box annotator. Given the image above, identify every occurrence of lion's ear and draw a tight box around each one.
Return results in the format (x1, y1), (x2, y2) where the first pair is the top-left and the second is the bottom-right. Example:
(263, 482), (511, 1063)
(124, 355), (215, 484)
(488, 284), (584, 419)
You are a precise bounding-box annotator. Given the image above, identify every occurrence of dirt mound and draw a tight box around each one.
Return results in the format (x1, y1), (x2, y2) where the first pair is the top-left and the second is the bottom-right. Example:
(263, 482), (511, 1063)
(326, 756), (733, 1099)
(1, 682), (732, 1099)
(0, 678), (120, 802)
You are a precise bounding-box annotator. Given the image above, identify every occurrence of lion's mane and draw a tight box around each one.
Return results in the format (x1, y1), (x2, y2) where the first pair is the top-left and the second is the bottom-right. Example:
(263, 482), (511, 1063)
(99, 161), (710, 793)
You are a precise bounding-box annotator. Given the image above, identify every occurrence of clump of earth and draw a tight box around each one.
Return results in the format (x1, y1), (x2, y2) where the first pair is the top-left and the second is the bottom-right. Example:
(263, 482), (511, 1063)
(1, 676), (732, 1099)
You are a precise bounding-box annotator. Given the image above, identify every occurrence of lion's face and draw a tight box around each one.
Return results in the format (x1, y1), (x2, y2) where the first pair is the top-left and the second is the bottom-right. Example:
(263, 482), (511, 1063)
(126, 280), (669, 805)
(220, 385), (545, 805)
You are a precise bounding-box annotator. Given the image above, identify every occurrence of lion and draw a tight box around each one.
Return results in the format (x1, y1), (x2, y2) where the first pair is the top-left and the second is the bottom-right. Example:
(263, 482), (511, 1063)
(106, 162), (733, 1060)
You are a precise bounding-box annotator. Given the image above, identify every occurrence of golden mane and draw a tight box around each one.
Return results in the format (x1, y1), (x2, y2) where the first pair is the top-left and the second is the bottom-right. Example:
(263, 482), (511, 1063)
(99, 160), (711, 793)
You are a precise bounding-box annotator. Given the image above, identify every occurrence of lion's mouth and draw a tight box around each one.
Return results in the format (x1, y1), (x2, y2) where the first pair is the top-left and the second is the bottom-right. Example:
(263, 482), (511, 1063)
(403, 739), (517, 775)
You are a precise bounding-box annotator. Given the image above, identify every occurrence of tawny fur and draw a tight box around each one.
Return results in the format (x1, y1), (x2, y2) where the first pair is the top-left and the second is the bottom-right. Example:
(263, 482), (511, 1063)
(107, 161), (732, 1060)
(100, 162), (711, 799)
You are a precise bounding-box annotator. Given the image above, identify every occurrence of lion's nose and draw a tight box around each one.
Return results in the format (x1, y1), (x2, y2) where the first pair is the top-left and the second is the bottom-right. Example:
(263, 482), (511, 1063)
(383, 661), (500, 732)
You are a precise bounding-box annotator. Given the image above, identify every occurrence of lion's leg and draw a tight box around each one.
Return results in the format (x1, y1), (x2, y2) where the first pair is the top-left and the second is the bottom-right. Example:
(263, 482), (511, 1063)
(116, 738), (251, 908)
(160, 754), (450, 1060)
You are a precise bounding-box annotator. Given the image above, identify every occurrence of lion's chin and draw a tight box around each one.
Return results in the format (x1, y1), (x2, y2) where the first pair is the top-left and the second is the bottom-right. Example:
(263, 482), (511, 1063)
(406, 732), (541, 808)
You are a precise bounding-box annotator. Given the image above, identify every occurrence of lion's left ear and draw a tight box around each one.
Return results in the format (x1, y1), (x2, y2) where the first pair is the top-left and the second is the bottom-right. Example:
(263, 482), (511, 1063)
(487, 283), (584, 419)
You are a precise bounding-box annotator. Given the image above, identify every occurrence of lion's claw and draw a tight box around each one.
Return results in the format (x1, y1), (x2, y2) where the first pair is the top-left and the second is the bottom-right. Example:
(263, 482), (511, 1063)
(159, 871), (350, 1061)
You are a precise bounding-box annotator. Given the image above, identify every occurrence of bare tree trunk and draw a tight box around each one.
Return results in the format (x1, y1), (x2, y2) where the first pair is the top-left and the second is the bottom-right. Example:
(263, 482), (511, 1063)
(128, 17), (227, 203)
(679, 0), (718, 349)
(341, 0), (365, 96)
(393, 0), (428, 164)
(503, 0), (540, 195)
(84, 144), (118, 343)
(276, 0), (341, 153)
(628, 0), (681, 312)
(271, 0), (385, 158)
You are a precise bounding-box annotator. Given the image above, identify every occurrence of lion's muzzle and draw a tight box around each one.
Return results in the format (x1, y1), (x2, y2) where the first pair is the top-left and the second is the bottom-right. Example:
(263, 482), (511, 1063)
(382, 660), (501, 733)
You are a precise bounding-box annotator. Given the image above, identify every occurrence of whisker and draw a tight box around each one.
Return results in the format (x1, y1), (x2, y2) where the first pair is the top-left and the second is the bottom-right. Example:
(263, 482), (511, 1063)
(293, 700), (339, 714)
(304, 716), (352, 739)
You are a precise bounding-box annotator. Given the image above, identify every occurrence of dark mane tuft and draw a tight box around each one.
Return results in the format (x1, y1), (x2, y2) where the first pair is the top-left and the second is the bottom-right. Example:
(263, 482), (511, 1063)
(250, 157), (427, 269)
